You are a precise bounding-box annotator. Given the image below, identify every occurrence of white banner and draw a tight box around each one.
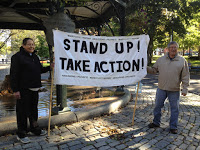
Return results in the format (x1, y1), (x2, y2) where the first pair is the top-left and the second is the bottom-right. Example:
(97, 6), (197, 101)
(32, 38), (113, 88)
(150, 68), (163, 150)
(53, 30), (150, 87)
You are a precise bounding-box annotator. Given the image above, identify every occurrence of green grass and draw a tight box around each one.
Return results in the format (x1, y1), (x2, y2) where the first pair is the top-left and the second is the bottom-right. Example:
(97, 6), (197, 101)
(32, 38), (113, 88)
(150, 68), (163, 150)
(41, 62), (50, 67)
(183, 56), (200, 67)
(152, 55), (160, 64)
(151, 55), (200, 67)
(189, 60), (200, 66)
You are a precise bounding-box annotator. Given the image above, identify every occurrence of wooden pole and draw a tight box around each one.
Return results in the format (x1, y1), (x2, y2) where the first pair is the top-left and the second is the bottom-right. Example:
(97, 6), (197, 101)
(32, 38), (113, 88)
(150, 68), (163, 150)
(132, 82), (140, 126)
(48, 66), (54, 136)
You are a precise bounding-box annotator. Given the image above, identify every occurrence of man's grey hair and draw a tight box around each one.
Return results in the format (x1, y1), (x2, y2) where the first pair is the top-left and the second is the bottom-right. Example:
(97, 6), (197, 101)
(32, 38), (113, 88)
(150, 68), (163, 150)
(167, 41), (179, 48)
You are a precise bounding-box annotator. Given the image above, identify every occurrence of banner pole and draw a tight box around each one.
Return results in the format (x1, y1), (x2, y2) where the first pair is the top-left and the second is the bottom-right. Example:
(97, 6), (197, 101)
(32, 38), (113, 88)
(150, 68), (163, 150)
(48, 66), (54, 136)
(132, 82), (140, 126)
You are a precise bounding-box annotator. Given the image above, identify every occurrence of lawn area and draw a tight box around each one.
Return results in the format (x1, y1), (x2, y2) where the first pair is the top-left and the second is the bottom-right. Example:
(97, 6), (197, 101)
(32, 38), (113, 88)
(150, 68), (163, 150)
(183, 56), (200, 67)
(189, 60), (200, 67)
(152, 55), (160, 64)
(41, 62), (50, 67)
(151, 55), (200, 67)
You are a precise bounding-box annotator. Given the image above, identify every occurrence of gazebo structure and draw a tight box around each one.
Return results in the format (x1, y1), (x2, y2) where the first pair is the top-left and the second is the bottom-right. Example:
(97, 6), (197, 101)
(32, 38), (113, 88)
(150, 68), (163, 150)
(0, 0), (126, 34)
(0, 0), (126, 112)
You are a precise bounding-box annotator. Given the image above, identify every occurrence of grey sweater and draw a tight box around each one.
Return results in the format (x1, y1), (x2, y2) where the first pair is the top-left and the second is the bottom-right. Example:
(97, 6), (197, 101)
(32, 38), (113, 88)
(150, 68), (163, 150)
(147, 53), (190, 94)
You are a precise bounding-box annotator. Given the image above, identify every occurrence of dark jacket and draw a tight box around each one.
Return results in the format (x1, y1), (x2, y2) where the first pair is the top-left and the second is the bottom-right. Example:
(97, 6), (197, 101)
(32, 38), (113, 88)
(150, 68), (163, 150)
(10, 47), (50, 92)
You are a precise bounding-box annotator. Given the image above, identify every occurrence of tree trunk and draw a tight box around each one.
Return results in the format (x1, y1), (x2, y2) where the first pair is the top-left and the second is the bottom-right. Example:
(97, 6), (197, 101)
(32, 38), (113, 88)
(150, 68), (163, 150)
(147, 35), (154, 65)
(48, 44), (54, 64)
(48, 44), (53, 79)
(198, 46), (200, 59)
(0, 33), (15, 50)
(183, 49), (185, 56)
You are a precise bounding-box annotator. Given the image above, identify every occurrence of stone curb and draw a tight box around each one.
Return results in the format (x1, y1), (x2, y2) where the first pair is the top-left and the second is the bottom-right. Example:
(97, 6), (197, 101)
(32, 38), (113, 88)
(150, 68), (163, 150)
(0, 89), (131, 136)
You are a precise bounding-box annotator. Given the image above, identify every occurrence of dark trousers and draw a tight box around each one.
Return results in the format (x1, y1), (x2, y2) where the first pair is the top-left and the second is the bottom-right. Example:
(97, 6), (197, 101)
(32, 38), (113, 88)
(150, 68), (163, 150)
(16, 89), (39, 137)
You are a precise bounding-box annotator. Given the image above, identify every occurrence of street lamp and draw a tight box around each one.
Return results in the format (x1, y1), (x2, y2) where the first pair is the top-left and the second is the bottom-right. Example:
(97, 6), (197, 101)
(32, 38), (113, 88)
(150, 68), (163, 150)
(171, 17), (174, 42)
(162, 8), (177, 42)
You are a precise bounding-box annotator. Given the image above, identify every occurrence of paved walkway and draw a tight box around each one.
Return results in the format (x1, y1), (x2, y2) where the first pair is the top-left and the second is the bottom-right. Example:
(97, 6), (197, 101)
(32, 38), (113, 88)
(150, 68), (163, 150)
(0, 74), (200, 150)
(0, 64), (10, 82)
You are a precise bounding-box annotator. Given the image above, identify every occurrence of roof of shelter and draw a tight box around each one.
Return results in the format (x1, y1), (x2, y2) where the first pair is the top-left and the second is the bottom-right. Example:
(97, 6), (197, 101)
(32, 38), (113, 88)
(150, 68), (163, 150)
(0, 0), (117, 30)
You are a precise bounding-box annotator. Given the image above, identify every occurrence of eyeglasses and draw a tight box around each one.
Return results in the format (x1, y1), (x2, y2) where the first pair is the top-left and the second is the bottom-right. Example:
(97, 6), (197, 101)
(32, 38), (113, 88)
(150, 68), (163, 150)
(169, 47), (177, 49)
(26, 44), (35, 47)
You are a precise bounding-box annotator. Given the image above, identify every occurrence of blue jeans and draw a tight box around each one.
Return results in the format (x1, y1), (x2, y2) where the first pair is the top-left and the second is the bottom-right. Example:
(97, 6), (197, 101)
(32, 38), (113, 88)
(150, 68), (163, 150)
(153, 88), (180, 129)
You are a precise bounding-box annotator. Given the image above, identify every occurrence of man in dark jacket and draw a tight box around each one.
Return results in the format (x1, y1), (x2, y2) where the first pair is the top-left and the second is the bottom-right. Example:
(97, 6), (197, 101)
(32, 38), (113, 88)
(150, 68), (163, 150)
(10, 38), (51, 143)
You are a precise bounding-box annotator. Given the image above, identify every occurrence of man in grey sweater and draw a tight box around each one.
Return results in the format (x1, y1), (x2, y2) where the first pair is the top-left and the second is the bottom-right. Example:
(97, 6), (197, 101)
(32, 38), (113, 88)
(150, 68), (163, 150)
(147, 41), (190, 134)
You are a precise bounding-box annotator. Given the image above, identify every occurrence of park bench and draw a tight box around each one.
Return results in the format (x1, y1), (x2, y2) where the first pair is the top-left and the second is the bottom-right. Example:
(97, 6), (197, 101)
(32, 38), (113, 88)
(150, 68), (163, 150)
(190, 66), (200, 75)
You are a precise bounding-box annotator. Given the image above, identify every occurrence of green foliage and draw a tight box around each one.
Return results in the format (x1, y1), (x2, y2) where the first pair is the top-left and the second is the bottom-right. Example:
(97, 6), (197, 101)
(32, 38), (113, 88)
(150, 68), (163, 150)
(11, 30), (45, 52)
(79, 17), (120, 37)
(0, 41), (6, 53)
(126, 8), (153, 35)
(35, 35), (49, 59)
(101, 17), (120, 36)
(176, 9), (200, 53)
(41, 62), (50, 67)
(92, 0), (199, 64)
(126, 0), (191, 40)
(10, 30), (49, 59)
(0, 45), (11, 55)
(0, 29), (15, 54)
(124, 0), (199, 64)
(189, 59), (200, 67)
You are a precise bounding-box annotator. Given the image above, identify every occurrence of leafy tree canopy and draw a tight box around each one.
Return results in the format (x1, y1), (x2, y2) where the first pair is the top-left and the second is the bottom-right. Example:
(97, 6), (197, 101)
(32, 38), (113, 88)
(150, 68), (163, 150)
(0, 30), (49, 59)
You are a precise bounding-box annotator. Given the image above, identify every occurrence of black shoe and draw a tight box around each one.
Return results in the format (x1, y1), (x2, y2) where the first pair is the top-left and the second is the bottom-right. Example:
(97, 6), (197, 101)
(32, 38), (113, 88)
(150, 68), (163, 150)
(170, 129), (178, 134)
(29, 129), (47, 136)
(30, 127), (42, 136)
(148, 123), (160, 128)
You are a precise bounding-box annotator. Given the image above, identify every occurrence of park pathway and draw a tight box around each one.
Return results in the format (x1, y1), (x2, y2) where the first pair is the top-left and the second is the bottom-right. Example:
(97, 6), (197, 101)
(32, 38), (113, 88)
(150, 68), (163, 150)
(0, 74), (200, 150)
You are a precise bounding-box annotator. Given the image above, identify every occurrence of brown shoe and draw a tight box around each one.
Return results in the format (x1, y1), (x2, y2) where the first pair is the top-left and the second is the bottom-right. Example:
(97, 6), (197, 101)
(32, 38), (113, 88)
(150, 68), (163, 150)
(170, 129), (178, 134)
(148, 123), (160, 128)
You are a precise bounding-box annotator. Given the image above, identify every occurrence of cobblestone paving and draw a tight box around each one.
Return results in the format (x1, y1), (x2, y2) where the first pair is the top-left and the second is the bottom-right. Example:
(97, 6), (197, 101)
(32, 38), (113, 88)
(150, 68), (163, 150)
(0, 81), (200, 150)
